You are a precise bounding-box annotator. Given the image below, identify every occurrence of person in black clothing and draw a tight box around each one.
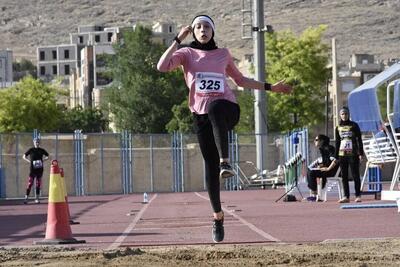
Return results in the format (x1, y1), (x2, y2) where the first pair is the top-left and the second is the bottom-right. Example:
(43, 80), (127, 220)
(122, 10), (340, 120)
(23, 138), (49, 204)
(306, 134), (339, 201)
(335, 107), (364, 203)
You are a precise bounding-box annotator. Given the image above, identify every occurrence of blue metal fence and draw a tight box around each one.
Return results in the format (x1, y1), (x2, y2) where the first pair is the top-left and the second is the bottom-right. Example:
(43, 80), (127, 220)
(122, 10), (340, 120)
(0, 130), (289, 198)
(74, 130), (85, 196)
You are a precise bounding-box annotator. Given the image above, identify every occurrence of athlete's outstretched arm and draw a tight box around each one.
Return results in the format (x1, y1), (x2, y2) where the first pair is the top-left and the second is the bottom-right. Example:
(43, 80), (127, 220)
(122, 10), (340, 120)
(157, 26), (192, 72)
(239, 77), (292, 94)
(226, 53), (292, 94)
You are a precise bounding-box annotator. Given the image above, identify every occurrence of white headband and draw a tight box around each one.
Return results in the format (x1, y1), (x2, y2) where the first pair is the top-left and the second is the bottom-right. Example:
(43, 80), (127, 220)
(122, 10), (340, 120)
(191, 16), (215, 31)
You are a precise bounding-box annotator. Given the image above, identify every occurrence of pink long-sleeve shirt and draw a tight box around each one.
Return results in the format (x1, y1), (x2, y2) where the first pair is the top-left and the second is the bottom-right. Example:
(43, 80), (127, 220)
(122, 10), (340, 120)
(157, 47), (244, 114)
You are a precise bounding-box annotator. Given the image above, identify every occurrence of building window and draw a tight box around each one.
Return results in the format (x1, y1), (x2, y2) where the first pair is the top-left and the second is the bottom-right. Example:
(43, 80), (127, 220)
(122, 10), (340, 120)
(40, 51), (45, 61)
(169, 26), (173, 33)
(52, 50), (57, 59)
(40, 66), (45, 75)
(79, 36), (84, 44)
(95, 35), (100, 43)
(108, 32), (113, 42)
(64, 50), (70, 59)
(64, 65), (70, 75)
(52, 65), (57, 75)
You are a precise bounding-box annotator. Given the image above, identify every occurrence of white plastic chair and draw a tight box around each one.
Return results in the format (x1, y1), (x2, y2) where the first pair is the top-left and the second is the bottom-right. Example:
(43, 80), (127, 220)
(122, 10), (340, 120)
(317, 167), (342, 202)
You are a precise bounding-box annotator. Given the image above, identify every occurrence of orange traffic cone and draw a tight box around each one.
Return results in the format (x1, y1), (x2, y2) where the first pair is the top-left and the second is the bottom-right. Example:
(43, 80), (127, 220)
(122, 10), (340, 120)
(60, 168), (79, 225)
(35, 160), (85, 244)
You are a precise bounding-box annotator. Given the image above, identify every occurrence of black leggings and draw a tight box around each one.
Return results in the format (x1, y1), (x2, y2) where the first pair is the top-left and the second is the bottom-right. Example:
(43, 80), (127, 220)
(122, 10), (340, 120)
(307, 166), (338, 192)
(193, 100), (240, 213)
(339, 156), (361, 198)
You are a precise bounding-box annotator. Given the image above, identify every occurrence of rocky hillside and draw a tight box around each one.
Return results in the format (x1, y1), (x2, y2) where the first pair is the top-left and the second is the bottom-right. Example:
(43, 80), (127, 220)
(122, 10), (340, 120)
(1, 0), (400, 64)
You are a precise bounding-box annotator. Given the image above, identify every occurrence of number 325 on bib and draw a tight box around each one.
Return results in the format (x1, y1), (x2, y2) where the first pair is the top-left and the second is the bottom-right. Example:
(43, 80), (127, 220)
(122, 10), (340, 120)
(195, 72), (225, 96)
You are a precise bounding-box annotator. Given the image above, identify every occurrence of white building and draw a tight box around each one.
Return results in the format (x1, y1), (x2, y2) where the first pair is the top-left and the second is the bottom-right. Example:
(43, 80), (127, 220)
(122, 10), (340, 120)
(152, 22), (176, 46)
(37, 25), (119, 83)
(0, 49), (13, 87)
(37, 44), (79, 82)
(70, 45), (115, 108)
(39, 22), (177, 109)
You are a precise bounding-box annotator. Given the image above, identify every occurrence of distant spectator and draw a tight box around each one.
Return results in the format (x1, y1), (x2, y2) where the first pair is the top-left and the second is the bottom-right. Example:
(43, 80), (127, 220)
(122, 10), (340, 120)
(22, 138), (49, 204)
(335, 107), (364, 203)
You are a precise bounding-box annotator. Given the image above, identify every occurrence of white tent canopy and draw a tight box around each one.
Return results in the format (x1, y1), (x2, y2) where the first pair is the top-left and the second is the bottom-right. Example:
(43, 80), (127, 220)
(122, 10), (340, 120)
(348, 63), (400, 132)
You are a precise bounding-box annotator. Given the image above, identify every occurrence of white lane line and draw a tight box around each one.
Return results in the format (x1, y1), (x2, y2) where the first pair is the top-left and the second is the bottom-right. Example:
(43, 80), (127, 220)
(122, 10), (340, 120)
(107, 194), (158, 250)
(195, 192), (281, 242)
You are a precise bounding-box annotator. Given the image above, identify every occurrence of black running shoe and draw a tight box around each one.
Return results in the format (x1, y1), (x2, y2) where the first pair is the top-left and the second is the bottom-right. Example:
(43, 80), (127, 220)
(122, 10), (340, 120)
(219, 162), (235, 179)
(212, 218), (224, 243)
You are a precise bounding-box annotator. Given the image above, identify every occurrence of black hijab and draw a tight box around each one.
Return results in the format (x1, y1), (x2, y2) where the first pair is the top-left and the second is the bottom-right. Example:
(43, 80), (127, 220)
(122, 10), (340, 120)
(189, 15), (218, 51)
(189, 34), (218, 51)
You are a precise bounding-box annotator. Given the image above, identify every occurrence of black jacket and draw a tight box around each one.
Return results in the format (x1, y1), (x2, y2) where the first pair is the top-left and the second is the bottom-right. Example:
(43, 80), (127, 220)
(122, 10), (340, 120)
(335, 120), (364, 158)
(309, 144), (337, 169)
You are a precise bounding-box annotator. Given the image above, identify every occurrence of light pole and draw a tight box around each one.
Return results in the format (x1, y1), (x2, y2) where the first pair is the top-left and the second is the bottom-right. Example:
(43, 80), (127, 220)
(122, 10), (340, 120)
(252, 0), (267, 171)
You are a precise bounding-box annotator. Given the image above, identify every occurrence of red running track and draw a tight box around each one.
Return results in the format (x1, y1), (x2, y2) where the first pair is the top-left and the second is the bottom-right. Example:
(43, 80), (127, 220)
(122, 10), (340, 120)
(0, 189), (399, 249)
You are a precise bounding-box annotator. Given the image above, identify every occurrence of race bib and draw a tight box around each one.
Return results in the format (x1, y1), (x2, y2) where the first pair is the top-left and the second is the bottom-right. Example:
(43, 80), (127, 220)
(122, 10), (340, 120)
(195, 72), (225, 96)
(339, 139), (353, 155)
(32, 160), (43, 169)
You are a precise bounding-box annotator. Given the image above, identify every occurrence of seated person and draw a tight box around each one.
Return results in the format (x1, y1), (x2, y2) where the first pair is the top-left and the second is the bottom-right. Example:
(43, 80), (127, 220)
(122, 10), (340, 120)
(306, 134), (339, 201)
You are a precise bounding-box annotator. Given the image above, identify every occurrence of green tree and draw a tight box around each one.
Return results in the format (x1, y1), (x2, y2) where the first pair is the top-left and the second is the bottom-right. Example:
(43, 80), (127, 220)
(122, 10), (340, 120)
(166, 99), (193, 133)
(106, 25), (186, 133)
(235, 90), (255, 133)
(265, 26), (330, 132)
(377, 83), (388, 120)
(0, 76), (62, 132)
(237, 26), (330, 133)
(59, 106), (108, 133)
(13, 58), (37, 80)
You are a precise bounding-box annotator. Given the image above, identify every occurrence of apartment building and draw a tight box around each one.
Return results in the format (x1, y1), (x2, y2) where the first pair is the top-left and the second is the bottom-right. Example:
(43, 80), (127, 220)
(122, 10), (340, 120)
(37, 25), (119, 83)
(0, 49), (13, 87)
(331, 54), (384, 107)
(151, 22), (176, 46)
(70, 45), (114, 108)
(70, 22), (176, 109)
(39, 22), (176, 109)
(37, 44), (78, 82)
(70, 25), (119, 46)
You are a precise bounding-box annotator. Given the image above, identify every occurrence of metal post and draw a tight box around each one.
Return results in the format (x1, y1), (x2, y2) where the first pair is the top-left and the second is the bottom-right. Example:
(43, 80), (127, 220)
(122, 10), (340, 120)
(253, 0), (267, 172)
(74, 130), (84, 196)
(331, 38), (341, 133)
(233, 132), (240, 190)
(180, 133), (185, 192)
(325, 79), (330, 136)
(100, 133), (104, 194)
(121, 130), (132, 194)
(55, 133), (59, 161)
(171, 132), (179, 192)
(74, 131), (79, 195)
(128, 132), (133, 193)
(79, 131), (85, 196)
(150, 135), (154, 192)
(0, 134), (3, 198)
(171, 133), (176, 192)
(16, 134), (19, 196)
(120, 131), (125, 194)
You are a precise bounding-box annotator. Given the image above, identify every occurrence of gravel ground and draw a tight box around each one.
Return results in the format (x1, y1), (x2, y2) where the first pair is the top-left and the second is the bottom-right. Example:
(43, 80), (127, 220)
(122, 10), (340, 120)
(2, 238), (400, 266)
